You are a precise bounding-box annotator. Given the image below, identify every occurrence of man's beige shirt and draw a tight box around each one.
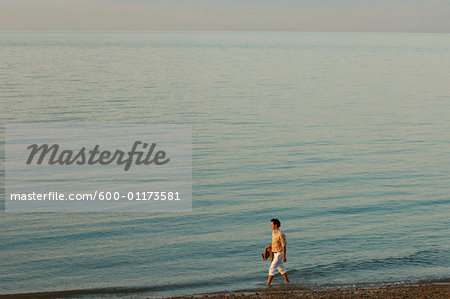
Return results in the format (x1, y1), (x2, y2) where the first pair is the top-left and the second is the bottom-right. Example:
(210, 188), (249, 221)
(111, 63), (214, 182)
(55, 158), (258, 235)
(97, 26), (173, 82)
(271, 229), (286, 253)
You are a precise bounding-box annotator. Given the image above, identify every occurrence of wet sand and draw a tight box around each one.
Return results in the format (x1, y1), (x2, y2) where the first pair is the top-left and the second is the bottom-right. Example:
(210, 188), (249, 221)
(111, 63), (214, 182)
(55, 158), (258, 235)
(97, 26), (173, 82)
(167, 282), (449, 298)
(1, 281), (448, 298)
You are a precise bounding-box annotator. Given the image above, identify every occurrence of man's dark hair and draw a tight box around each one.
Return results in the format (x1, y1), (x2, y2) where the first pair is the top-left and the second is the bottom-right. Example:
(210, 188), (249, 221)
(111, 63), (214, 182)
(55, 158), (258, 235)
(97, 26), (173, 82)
(271, 218), (281, 228)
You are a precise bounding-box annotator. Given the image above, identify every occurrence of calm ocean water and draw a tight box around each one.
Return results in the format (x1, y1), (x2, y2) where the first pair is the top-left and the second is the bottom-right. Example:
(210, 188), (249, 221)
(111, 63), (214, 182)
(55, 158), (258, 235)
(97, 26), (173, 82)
(0, 31), (449, 297)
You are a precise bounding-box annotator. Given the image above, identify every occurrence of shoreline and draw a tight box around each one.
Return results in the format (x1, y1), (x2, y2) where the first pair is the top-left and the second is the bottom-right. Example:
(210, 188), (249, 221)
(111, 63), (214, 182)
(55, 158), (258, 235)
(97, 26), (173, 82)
(168, 280), (450, 299)
(1, 279), (448, 299)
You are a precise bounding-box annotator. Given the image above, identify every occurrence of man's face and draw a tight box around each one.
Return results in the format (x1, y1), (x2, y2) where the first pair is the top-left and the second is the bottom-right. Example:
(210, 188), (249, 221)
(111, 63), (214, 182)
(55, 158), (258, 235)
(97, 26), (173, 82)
(271, 221), (276, 230)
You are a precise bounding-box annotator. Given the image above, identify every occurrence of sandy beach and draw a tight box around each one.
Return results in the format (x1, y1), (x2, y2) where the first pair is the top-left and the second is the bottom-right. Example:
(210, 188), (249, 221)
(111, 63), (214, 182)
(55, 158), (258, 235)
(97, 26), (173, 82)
(168, 281), (449, 299)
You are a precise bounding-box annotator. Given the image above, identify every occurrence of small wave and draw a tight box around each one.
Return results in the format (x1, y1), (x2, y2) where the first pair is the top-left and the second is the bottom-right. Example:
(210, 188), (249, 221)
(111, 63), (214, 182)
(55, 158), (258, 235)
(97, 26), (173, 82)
(298, 248), (449, 278)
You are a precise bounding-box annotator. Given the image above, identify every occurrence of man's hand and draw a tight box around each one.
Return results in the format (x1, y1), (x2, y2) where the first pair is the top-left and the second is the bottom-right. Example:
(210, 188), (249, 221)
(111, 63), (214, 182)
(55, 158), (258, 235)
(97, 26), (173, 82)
(283, 256), (287, 262)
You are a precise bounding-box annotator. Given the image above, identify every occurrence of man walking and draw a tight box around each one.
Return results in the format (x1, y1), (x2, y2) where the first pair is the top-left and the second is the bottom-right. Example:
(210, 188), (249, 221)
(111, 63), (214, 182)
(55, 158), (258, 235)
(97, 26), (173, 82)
(267, 218), (289, 285)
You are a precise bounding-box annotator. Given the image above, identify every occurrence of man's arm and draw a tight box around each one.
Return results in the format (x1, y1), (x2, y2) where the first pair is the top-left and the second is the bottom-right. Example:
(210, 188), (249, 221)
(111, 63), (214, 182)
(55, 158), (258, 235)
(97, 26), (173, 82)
(281, 233), (287, 262)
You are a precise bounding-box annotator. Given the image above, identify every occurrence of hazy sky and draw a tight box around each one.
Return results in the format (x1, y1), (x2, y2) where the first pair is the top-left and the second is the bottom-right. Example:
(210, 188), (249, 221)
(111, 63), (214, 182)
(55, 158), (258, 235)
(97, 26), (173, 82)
(1, 0), (449, 32)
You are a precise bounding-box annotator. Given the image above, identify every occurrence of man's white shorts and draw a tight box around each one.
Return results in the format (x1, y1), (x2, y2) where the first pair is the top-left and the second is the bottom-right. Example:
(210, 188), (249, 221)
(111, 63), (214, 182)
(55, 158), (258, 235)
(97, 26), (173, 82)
(268, 251), (286, 276)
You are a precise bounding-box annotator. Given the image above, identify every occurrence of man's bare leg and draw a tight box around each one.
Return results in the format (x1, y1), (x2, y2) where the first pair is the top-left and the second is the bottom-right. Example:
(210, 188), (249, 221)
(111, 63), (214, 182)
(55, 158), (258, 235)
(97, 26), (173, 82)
(266, 275), (273, 285)
(282, 273), (290, 283)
